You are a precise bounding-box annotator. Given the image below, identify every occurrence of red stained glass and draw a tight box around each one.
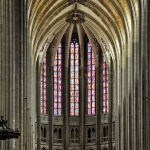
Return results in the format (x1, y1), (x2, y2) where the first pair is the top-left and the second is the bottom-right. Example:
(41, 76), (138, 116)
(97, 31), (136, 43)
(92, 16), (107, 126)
(70, 91), (74, 96)
(87, 42), (96, 115)
(53, 43), (62, 116)
(75, 109), (79, 115)
(88, 109), (91, 114)
(70, 109), (74, 115)
(102, 55), (108, 113)
(70, 85), (74, 90)
(70, 40), (79, 116)
(71, 97), (74, 102)
(40, 56), (47, 114)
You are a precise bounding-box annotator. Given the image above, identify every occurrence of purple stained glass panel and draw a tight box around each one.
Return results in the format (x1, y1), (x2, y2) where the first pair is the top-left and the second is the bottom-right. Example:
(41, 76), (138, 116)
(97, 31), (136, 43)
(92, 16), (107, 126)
(40, 56), (47, 114)
(70, 41), (79, 116)
(87, 42), (96, 115)
(53, 43), (62, 116)
(102, 55), (108, 113)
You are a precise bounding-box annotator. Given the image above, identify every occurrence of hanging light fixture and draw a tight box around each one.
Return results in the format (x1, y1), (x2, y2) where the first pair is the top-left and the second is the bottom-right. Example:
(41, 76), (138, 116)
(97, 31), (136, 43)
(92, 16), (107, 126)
(0, 116), (20, 140)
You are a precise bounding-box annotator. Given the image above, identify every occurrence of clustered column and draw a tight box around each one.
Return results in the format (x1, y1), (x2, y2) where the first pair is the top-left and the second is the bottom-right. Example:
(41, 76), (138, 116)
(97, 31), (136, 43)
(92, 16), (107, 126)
(0, 0), (34, 150)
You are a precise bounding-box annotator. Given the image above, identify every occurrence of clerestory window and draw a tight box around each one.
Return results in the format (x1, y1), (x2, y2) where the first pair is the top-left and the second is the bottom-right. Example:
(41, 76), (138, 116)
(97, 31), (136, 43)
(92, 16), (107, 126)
(70, 39), (79, 116)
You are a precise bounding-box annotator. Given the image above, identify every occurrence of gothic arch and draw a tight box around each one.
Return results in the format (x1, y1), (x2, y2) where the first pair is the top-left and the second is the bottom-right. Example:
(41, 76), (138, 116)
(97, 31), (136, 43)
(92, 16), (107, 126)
(28, 1), (138, 67)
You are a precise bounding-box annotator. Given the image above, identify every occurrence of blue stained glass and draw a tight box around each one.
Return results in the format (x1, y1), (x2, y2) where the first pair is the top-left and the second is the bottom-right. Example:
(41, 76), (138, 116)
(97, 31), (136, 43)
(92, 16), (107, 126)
(40, 56), (47, 114)
(70, 40), (79, 116)
(87, 42), (96, 115)
(102, 55), (108, 113)
(53, 43), (62, 116)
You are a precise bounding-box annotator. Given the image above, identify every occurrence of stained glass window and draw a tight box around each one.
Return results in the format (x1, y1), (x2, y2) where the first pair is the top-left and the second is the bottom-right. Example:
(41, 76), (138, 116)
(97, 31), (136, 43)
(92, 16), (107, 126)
(102, 55), (108, 113)
(40, 56), (46, 114)
(101, 39), (109, 51)
(54, 43), (62, 116)
(70, 39), (79, 116)
(87, 42), (96, 115)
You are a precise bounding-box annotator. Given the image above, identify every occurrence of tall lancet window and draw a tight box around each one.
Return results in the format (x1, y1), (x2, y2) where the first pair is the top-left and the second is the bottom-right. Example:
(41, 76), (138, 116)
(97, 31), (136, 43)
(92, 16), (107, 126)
(40, 56), (47, 114)
(102, 56), (108, 113)
(87, 42), (96, 115)
(70, 39), (79, 116)
(54, 43), (62, 116)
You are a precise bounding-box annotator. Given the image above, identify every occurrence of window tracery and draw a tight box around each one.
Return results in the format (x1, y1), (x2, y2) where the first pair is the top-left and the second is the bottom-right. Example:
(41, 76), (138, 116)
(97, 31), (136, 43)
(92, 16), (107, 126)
(86, 126), (96, 143)
(87, 42), (96, 115)
(53, 127), (63, 144)
(70, 127), (79, 144)
(102, 126), (108, 142)
(102, 55), (108, 113)
(70, 39), (79, 116)
(39, 37), (112, 149)
(54, 43), (62, 116)
(40, 56), (46, 114)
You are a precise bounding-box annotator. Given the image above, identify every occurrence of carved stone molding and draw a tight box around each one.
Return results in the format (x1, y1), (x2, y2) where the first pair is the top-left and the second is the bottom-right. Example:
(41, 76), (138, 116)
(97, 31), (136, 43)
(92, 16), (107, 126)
(41, 145), (49, 150)
(69, 117), (80, 125)
(100, 114), (108, 124)
(85, 145), (97, 150)
(85, 116), (96, 125)
(100, 144), (108, 150)
(68, 0), (87, 5)
(53, 116), (64, 125)
(53, 146), (63, 150)
(41, 114), (49, 124)
(68, 146), (81, 150)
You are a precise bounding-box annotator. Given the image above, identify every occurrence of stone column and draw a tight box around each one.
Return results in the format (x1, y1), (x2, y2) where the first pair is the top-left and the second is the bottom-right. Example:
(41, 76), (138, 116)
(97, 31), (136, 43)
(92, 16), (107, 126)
(139, 2), (148, 150)
(108, 58), (113, 150)
(96, 64), (100, 150)
(115, 66), (121, 150)
(65, 38), (69, 149)
(147, 2), (150, 150)
(64, 25), (73, 149)
(47, 46), (54, 150)
(0, 0), (9, 149)
(37, 60), (41, 150)
(0, 0), (29, 149)
(77, 23), (84, 150)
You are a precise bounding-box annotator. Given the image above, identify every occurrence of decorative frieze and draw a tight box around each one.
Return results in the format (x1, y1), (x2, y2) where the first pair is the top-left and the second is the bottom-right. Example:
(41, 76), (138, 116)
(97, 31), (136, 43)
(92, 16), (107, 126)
(53, 126), (64, 144)
(52, 146), (63, 150)
(85, 126), (96, 144)
(85, 145), (97, 150)
(53, 116), (64, 125)
(100, 144), (108, 149)
(69, 126), (80, 145)
(69, 117), (80, 125)
(41, 114), (49, 124)
(68, 146), (81, 150)
(41, 145), (49, 149)
(100, 114), (108, 124)
(85, 116), (96, 125)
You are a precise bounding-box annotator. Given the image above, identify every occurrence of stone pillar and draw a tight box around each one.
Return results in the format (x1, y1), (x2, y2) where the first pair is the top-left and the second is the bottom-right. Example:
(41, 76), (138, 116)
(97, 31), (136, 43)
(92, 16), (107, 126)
(108, 58), (113, 150)
(64, 26), (73, 149)
(47, 46), (54, 150)
(139, 2), (148, 149)
(115, 66), (121, 150)
(65, 67), (69, 149)
(64, 37), (69, 149)
(147, 2), (150, 150)
(0, 0), (9, 149)
(96, 64), (100, 150)
(77, 23), (84, 150)
(37, 60), (41, 150)
(0, 0), (30, 149)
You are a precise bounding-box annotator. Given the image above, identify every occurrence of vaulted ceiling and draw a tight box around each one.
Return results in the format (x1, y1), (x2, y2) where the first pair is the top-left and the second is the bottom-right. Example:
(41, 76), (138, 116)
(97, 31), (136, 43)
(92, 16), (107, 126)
(28, 0), (139, 66)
